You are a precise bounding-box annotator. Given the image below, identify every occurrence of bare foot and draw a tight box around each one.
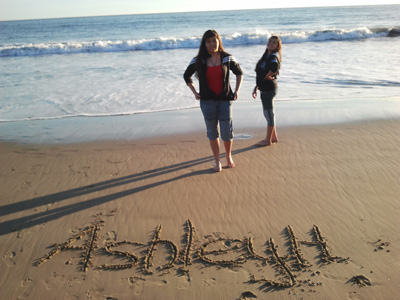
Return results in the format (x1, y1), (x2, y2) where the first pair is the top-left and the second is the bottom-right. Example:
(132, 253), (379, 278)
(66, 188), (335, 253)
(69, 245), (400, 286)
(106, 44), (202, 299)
(271, 138), (279, 144)
(255, 140), (271, 147)
(226, 157), (236, 168)
(213, 161), (222, 172)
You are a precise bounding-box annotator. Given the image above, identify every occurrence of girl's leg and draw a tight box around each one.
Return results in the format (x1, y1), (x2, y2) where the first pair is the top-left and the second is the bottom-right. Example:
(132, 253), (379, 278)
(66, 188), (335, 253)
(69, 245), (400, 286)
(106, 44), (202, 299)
(257, 91), (277, 146)
(265, 125), (274, 144)
(200, 100), (222, 172)
(264, 124), (278, 144)
(223, 140), (235, 168)
(218, 101), (235, 168)
(210, 139), (222, 172)
(256, 109), (274, 146)
(271, 126), (279, 143)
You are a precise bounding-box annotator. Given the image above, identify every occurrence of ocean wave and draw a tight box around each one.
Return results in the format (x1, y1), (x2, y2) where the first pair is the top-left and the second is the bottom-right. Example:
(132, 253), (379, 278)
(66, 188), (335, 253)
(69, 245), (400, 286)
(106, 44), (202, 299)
(0, 105), (200, 123)
(0, 27), (397, 57)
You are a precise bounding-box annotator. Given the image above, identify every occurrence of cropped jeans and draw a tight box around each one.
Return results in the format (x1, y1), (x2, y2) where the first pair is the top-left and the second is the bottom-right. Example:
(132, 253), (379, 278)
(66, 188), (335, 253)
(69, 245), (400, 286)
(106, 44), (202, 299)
(200, 100), (233, 142)
(260, 90), (277, 126)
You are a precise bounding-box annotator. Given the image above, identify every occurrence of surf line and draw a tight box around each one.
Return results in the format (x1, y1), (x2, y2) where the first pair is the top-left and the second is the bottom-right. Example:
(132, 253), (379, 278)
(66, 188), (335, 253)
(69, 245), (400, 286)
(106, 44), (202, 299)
(34, 215), (348, 289)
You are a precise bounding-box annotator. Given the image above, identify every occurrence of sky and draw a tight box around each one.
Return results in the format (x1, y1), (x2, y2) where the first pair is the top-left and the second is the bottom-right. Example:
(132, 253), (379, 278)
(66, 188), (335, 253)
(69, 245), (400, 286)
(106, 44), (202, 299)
(1, 0), (399, 21)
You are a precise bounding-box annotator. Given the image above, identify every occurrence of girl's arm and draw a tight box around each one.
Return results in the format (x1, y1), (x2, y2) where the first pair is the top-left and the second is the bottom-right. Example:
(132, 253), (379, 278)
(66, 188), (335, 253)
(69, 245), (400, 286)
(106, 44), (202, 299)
(264, 71), (276, 81)
(183, 58), (200, 100)
(252, 85), (258, 99)
(233, 74), (243, 100)
(187, 82), (201, 100)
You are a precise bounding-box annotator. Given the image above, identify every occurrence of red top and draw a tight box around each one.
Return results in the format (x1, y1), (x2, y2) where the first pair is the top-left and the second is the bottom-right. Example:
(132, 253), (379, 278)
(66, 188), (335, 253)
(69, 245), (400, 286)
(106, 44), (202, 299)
(206, 65), (223, 96)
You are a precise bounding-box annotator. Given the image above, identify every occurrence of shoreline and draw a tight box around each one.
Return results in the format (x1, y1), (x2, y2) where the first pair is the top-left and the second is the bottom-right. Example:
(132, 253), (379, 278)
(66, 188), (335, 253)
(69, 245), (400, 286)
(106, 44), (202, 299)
(1, 97), (399, 145)
(1, 119), (399, 299)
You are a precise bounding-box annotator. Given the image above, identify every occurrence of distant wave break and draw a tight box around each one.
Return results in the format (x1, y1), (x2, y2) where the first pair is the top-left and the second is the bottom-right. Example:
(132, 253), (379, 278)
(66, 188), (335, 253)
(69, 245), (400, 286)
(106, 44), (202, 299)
(1, 27), (398, 57)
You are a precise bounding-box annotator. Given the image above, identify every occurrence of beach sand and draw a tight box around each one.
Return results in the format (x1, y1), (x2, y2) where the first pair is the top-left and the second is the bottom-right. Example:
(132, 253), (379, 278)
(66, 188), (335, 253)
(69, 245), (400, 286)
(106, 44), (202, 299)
(0, 120), (399, 300)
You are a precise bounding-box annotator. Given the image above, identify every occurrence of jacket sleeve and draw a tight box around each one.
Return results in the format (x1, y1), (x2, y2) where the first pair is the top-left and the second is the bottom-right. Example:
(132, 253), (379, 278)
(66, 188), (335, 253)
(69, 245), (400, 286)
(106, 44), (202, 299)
(183, 57), (197, 84)
(268, 55), (280, 73)
(255, 61), (268, 85)
(229, 56), (243, 76)
(269, 61), (279, 73)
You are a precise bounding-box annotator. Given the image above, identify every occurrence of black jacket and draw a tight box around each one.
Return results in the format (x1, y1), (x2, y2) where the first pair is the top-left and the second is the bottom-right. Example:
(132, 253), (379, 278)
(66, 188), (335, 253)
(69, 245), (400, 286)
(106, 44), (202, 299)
(255, 52), (280, 92)
(183, 52), (243, 100)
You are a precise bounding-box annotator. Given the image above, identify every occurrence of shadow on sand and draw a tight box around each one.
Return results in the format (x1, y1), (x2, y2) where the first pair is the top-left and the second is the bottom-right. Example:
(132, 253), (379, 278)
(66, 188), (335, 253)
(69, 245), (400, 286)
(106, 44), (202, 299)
(0, 145), (256, 236)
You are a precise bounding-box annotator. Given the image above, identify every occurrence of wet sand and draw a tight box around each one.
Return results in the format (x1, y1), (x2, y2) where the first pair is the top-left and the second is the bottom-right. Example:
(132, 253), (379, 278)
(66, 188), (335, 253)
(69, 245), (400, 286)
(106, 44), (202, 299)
(0, 120), (399, 299)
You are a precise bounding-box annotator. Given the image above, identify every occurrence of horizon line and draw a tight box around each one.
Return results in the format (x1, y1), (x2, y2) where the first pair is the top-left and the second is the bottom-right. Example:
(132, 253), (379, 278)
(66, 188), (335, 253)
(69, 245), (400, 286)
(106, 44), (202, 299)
(0, 3), (397, 22)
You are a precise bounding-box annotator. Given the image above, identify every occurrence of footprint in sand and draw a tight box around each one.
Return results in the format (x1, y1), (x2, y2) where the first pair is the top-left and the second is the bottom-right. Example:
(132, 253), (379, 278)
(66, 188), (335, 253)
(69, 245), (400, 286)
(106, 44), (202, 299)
(42, 272), (65, 290)
(70, 226), (81, 234)
(18, 278), (34, 299)
(123, 277), (145, 295)
(202, 278), (217, 286)
(67, 277), (84, 287)
(4, 251), (16, 258)
(3, 251), (16, 267)
(85, 287), (104, 299)
(105, 231), (117, 242)
(177, 275), (191, 290)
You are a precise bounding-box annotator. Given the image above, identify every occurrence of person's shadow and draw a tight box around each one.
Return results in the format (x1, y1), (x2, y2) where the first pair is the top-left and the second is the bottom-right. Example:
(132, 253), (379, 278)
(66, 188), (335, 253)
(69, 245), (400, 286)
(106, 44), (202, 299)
(0, 145), (255, 236)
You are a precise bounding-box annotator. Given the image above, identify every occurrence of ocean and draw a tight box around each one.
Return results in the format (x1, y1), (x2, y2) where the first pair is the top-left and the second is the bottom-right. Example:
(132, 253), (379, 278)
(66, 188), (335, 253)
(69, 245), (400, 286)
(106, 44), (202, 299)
(0, 5), (399, 143)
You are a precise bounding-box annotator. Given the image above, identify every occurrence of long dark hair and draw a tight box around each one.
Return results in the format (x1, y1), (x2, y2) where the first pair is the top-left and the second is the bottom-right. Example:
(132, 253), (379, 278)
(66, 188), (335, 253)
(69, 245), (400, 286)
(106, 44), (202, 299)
(255, 35), (282, 71)
(195, 29), (226, 78)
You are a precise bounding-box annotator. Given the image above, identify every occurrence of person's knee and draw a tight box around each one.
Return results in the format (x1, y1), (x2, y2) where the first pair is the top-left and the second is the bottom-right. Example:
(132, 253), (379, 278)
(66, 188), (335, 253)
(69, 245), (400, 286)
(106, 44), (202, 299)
(263, 109), (275, 126)
(205, 118), (219, 140)
(220, 119), (233, 141)
(207, 129), (219, 140)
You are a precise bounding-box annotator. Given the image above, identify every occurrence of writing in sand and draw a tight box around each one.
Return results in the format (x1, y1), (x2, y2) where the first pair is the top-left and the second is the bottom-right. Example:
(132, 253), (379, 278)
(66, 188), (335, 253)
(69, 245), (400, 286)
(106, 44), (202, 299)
(34, 213), (353, 290)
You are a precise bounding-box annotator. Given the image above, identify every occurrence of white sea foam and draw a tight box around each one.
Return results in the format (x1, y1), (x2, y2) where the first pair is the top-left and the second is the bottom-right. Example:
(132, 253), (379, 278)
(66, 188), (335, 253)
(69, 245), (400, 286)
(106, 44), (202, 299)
(0, 27), (394, 57)
(1, 38), (399, 124)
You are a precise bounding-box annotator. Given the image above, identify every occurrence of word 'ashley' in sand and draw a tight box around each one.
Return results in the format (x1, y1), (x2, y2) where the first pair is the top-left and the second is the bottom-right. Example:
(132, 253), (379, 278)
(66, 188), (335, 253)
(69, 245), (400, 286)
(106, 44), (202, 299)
(34, 217), (348, 289)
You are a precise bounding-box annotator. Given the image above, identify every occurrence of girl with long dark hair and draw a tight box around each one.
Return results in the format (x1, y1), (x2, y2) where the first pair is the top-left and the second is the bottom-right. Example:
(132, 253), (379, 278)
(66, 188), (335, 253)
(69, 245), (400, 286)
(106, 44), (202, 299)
(184, 30), (243, 172)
